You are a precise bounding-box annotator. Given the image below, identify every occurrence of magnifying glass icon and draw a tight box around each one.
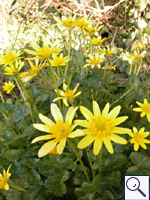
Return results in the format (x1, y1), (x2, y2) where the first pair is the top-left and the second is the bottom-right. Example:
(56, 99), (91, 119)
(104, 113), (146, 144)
(126, 177), (146, 197)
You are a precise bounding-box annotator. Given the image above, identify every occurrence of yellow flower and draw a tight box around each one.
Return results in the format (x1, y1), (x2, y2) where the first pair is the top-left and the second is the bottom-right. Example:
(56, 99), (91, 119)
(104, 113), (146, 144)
(121, 51), (146, 64)
(102, 65), (116, 70)
(83, 25), (103, 35)
(54, 15), (76, 29)
(0, 51), (22, 67)
(0, 165), (11, 190)
(83, 53), (103, 69)
(128, 127), (150, 151)
(4, 61), (24, 75)
(24, 41), (54, 60)
(133, 99), (150, 122)
(20, 60), (47, 82)
(131, 40), (146, 51)
(92, 36), (106, 46)
(32, 103), (84, 157)
(53, 83), (81, 106)
(3, 81), (15, 94)
(99, 47), (116, 56)
(75, 16), (91, 28)
(50, 53), (71, 67)
(76, 101), (130, 155)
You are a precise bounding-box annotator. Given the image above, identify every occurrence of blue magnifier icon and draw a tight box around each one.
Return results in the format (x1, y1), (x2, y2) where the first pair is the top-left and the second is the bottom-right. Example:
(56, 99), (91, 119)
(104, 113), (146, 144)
(126, 177), (146, 197)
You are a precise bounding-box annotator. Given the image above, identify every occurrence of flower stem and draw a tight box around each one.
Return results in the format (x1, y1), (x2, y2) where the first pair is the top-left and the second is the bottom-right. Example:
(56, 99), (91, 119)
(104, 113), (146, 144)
(0, 90), (5, 103)
(87, 152), (95, 178)
(89, 36), (92, 54)
(12, 90), (22, 106)
(65, 29), (72, 77)
(67, 139), (91, 183)
(47, 58), (61, 109)
(110, 87), (134, 107)
(81, 28), (87, 56)
(103, 55), (108, 81)
(38, 73), (55, 89)
(0, 108), (17, 136)
(98, 147), (103, 174)
(9, 183), (26, 192)
(59, 66), (68, 84)
(136, 59), (143, 76)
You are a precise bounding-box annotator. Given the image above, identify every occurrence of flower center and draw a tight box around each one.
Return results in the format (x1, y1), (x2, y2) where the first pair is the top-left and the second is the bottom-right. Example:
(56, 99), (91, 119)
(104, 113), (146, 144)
(64, 90), (75, 98)
(62, 20), (74, 28)
(54, 57), (65, 66)
(107, 50), (114, 56)
(142, 104), (150, 113)
(38, 47), (53, 57)
(133, 55), (142, 60)
(51, 120), (72, 139)
(90, 116), (112, 138)
(134, 133), (144, 143)
(90, 58), (101, 65)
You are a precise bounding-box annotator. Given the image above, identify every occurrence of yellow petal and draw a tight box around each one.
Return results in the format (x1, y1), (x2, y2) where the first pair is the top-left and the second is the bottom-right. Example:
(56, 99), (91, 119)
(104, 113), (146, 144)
(111, 116), (128, 126)
(78, 134), (95, 149)
(93, 101), (101, 116)
(143, 139), (150, 144)
(24, 49), (37, 55)
(74, 120), (90, 128)
(147, 114), (150, 122)
(113, 127), (131, 134)
(134, 143), (139, 151)
(33, 124), (51, 133)
(30, 42), (41, 51)
(133, 127), (138, 133)
(63, 99), (69, 106)
(57, 138), (66, 154)
(38, 140), (58, 158)
(108, 105), (121, 119)
(73, 83), (79, 93)
(68, 129), (84, 138)
(93, 138), (102, 155)
(103, 137), (113, 154)
(133, 108), (143, 112)
(4, 183), (9, 190)
(140, 143), (147, 149)
(80, 106), (94, 121)
(141, 112), (146, 117)
(109, 134), (127, 144)
(39, 113), (54, 126)
(51, 103), (63, 121)
(144, 99), (148, 104)
(136, 101), (143, 107)
(102, 103), (109, 117)
(31, 134), (54, 143)
(65, 106), (78, 124)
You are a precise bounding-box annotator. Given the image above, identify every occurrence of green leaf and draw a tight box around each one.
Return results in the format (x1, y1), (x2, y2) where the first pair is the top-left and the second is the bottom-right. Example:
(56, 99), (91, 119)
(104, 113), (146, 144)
(44, 170), (69, 197)
(102, 153), (127, 171)
(126, 74), (140, 89)
(130, 152), (150, 169)
(19, 166), (42, 184)
(0, 102), (14, 112)
(81, 174), (100, 194)
(79, 75), (99, 91)
(20, 158), (40, 169)
(0, 149), (23, 163)
(38, 155), (72, 176)
(26, 184), (44, 200)
(13, 104), (30, 122)
(105, 190), (114, 199)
